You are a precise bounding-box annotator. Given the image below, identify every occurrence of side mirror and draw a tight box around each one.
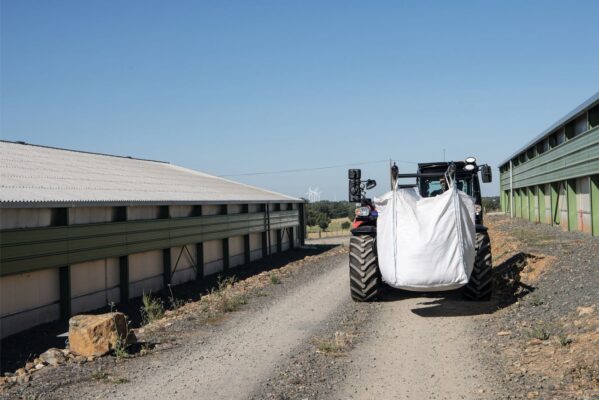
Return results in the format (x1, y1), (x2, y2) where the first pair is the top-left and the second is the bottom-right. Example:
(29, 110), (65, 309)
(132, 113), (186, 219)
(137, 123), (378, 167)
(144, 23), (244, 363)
(481, 165), (492, 183)
(365, 179), (377, 190)
(348, 169), (362, 202)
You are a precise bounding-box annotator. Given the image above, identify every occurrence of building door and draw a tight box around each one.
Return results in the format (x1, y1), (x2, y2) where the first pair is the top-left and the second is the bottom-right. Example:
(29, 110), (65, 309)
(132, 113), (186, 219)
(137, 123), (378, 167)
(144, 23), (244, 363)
(577, 177), (592, 233)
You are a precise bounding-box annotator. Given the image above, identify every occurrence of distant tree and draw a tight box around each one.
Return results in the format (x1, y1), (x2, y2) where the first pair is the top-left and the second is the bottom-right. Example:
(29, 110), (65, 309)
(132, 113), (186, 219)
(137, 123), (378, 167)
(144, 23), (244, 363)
(482, 196), (500, 211)
(318, 217), (330, 231)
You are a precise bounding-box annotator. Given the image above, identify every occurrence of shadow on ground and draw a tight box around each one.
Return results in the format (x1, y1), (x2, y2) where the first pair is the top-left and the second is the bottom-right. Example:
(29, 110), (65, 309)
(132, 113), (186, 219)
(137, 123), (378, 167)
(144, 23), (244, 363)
(0, 244), (335, 374)
(376, 251), (537, 318)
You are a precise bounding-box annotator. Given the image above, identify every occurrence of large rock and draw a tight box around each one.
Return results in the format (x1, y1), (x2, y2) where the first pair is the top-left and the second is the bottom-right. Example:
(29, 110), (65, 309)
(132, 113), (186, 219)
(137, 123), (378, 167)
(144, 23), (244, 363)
(68, 313), (136, 357)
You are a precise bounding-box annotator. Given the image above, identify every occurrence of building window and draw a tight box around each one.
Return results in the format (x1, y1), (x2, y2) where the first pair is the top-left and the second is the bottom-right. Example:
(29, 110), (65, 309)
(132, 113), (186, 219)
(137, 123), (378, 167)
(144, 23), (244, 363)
(573, 114), (588, 136)
(556, 128), (566, 145)
(589, 105), (599, 129)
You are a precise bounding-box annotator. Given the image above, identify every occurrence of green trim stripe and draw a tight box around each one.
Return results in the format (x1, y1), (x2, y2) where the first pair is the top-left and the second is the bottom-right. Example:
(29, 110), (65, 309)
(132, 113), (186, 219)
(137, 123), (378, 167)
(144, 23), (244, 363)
(0, 210), (299, 277)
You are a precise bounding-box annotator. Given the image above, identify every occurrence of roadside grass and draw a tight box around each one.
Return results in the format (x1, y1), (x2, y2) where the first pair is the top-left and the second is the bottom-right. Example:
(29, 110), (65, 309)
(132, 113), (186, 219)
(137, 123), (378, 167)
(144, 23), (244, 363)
(141, 292), (165, 325)
(269, 273), (281, 285)
(528, 324), (551, 341)
(312, 331), (354, 355)
(210, 276), (248, 314)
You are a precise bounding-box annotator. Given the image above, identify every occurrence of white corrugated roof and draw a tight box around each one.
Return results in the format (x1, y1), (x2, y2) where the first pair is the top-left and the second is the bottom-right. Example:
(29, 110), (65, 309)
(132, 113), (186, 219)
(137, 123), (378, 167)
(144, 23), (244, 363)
(0, 141), (302, 207)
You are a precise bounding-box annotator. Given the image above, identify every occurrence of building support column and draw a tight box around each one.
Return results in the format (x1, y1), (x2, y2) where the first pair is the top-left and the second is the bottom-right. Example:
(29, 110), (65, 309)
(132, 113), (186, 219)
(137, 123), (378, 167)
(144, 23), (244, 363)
(163, 248), (171, 289)
(289, 227), (295, 249)
(261, 231), (268, 258)
(276, 229), (282, 253)
(59, 265), (71, 320)
(195, 243), (204, 279)
(222, 238), (229, 272)
(119, 255), (129, 303)
(244, 235), (250, 264)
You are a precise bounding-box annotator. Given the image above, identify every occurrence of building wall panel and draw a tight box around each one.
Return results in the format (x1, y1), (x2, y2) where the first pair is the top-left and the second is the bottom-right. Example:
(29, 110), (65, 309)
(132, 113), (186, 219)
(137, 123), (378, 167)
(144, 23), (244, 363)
(0, 208), (52, 229)
(69, 207), (113, 225)
(203, 239), (223, 276)
(128, 250), (163, 298)
(127, 206), (159, 221)
(249, 232), (262, 261)
(229, 236), (244, 268)
(170, 205), (194, 218)
(70, 258), (120, 314)
(567, 179), (578, 232)
(558, 182), (569, 230)
(576, 177), (592, 233)
(170, 244), (196, 285)
(0, 269), (60, 338)
(591, 175), (599, 236)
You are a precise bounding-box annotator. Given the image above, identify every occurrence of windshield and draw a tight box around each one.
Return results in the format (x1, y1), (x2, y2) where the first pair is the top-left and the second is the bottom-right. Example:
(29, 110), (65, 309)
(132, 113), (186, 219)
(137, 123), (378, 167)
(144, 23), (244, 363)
(420, 177), (472, 197)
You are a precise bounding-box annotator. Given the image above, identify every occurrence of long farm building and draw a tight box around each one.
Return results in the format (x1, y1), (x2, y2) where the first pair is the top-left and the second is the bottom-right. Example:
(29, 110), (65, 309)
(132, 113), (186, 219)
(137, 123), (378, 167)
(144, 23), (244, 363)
(499, 92), (599, 235)
(0, 141), (306, 338)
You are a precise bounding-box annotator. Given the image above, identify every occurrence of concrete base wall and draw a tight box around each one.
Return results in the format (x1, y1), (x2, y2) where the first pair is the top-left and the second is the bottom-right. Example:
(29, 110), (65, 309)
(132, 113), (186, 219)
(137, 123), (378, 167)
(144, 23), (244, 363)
(229, 236), (244, 268)
(171, 244), (197, 285)
(0, 269), (60, 338)
(203, 239), (223, 276)
(71, 258), (120, 315)
(129, 250), (163, 298)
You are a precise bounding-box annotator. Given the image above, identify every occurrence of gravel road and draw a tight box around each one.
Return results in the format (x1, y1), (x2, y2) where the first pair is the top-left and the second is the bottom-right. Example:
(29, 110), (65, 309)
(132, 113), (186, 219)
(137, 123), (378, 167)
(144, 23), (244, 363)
(2, 239), (496, 400)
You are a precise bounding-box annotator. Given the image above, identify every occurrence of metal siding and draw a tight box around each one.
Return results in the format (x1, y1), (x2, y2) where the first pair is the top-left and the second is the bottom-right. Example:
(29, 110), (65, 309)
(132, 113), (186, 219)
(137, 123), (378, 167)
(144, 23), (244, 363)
(522, 188), (529, 220)
(592, 175), (599, 236)
(500, 127), (599, 191)
(558, 182), (569, 230)
(0, 210), (299, 277)
(576, 177), (592, 233)
(544, 184), (552, 224)
(567, 180), (578, 232)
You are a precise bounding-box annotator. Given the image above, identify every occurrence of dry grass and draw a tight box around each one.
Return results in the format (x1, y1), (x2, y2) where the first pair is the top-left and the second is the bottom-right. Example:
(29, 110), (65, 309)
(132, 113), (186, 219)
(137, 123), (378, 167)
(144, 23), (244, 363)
(312, 331), (354, 356)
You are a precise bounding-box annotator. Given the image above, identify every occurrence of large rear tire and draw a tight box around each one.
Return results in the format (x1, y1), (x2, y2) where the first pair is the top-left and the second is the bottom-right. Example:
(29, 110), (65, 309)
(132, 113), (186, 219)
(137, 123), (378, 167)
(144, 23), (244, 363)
(463, 232), (493, 301)
(349, 235), (380, 302)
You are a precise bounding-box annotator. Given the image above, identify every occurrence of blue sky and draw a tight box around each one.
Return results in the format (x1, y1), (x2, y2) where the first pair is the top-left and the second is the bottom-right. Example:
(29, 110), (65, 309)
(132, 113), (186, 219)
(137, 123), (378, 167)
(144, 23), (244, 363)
(2, 0), (598, 199)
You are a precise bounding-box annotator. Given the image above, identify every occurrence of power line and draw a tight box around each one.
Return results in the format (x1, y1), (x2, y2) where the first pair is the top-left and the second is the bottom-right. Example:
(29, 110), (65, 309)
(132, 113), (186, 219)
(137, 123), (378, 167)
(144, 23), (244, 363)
(219, 159), (390, 177)
(219, 158), (420, 178)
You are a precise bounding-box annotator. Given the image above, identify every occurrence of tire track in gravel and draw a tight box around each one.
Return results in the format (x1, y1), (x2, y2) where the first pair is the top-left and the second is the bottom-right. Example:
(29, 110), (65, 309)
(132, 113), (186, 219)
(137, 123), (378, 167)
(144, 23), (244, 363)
(104, 251), (350, 400)
(333, 291), (492, 400)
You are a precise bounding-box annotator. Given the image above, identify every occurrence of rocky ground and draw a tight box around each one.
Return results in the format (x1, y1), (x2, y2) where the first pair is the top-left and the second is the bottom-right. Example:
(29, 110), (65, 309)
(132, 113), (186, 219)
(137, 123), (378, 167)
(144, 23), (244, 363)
(479, 216), (598, 400)
(1, 216), (597, 399)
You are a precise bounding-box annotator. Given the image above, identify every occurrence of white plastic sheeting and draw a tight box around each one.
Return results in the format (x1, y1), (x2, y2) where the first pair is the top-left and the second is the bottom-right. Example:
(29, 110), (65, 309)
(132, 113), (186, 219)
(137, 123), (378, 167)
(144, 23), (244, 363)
(375, 186), (476, 291)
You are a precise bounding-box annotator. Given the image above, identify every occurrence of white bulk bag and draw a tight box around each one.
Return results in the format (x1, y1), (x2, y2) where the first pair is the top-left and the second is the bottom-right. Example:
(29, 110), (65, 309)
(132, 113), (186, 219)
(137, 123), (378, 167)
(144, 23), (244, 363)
(374, 185), (476, 291)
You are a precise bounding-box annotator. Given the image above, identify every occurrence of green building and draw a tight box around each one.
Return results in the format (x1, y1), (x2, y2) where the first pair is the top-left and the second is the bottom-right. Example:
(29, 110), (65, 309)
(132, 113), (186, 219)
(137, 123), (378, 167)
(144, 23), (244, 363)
(499, 92), (599, 236)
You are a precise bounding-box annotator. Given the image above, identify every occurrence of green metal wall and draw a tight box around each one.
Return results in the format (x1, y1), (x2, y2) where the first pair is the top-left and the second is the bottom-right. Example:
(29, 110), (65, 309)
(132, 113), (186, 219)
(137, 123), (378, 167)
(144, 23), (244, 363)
(592, 175), (599, 236)
(0, 210), (299, 277)
(499, 126), (599, 191)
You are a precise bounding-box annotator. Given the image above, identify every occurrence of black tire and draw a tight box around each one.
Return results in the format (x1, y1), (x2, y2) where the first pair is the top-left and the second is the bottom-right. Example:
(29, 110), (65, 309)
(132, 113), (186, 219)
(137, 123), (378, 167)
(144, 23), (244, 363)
(463, 232), (493, 301)
(349, 235), (380, 302)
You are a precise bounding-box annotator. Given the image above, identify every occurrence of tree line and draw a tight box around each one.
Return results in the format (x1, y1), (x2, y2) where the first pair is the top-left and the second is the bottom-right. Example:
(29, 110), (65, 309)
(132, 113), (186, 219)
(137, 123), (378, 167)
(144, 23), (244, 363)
(306, 197), (501, 230)
(306, 201), (354, 230)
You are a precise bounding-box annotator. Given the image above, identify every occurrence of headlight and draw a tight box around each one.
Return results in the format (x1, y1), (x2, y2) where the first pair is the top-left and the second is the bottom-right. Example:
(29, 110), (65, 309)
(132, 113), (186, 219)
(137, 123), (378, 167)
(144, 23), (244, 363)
(355, 207), (371, 217)
(475, 205), (482, 214)
(465, 156), (477, 164)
